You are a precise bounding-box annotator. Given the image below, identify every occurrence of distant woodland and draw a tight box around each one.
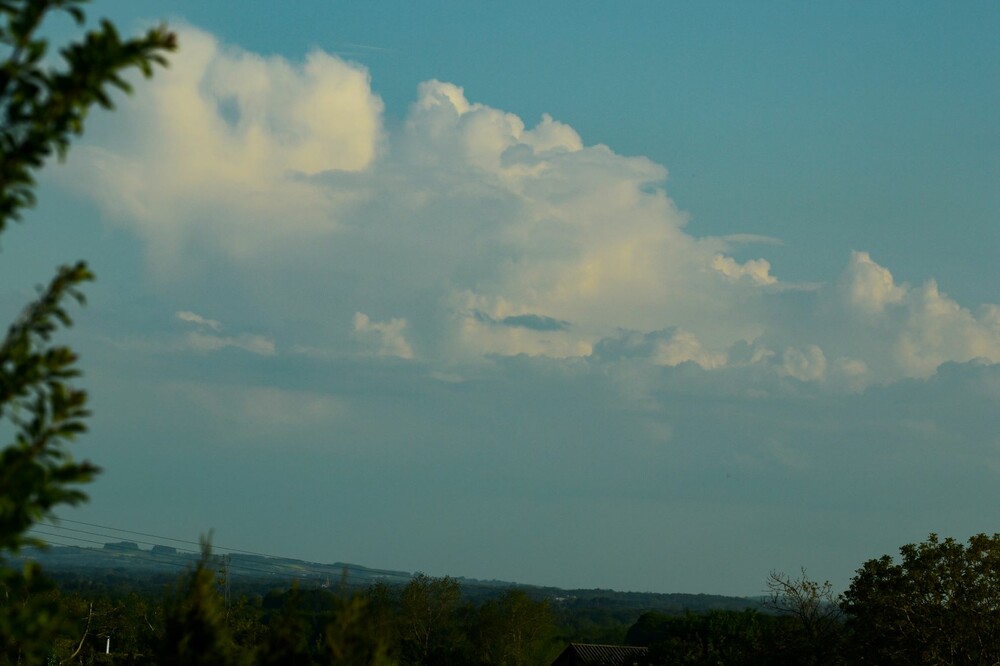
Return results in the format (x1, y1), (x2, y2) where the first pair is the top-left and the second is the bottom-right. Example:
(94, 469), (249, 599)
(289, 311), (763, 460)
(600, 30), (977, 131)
(4, 542), (758, 664)
(8, 532), (1000, 664)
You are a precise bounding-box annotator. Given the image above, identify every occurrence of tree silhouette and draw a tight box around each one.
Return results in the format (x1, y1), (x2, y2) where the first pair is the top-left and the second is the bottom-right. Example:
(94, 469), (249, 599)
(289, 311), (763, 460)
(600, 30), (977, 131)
(0, 2), (173, 662)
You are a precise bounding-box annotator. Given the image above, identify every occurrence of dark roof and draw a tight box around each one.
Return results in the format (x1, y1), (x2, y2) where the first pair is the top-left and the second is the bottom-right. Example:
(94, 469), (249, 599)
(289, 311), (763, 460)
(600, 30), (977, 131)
(550, 643), (648, 666)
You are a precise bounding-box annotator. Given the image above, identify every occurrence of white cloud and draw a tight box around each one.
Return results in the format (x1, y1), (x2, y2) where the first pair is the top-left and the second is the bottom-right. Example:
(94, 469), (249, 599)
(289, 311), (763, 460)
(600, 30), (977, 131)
(780, 345), (827, 382)
(175, 310), (222, 331)
(830, 253), (1000, 378)
(592, 328), (726, 370)
(651, 329), (727, 369)
(402, 81), (583, 173)
(840, 250), (905, 314)
(352, 312), (414, 359)
(712, 254), (777, 285)
(894, 280), (1000, 377)
(61, 25), (383, 267)
(176, 309), (275, 356)
(61, 25), (1000, 389)
(829, 357), (870, 393)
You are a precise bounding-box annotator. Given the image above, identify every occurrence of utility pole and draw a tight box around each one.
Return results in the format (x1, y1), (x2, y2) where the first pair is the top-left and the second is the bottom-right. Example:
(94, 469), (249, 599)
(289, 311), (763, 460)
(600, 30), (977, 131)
(224, 554), (231, 615)
(217, 553), (232, 617)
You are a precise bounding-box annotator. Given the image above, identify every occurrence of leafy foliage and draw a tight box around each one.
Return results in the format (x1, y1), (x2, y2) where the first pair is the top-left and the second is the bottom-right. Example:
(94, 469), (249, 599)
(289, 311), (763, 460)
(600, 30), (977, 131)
(397, 573), (463, 665)
(0, 1), (174, 662)
(0, 0), (175, 227)
(0, 0), (174, 553)
(474, 589), (555, 666)
(628, 609), (782, 665)
(0, 561), (68, 664)
(0, 262), (95, 554)
(764, 569), (843, 664)
(841, 532), (1000, 665)
(158, 545), (243, 666)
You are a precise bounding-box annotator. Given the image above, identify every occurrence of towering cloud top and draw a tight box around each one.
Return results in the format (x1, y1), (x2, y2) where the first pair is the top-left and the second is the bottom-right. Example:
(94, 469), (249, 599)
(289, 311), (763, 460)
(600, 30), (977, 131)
(63, 25), (1000, 389)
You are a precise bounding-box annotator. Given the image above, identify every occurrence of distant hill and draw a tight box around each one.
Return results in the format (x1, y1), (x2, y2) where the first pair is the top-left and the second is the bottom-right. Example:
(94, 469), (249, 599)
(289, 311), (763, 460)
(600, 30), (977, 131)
(15, 545), (763, 614)
(15, 544), (412, 588)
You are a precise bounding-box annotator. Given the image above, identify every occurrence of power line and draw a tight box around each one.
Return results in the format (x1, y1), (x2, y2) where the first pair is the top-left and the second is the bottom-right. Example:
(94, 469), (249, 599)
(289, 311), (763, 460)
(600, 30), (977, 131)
(32, 525), (409, 588)
(50, 518), (275, 558)
(28, 533), (204, 574)
(30, 530), (351, 584)
(48, 517), (413, 579)
(28, 533), (536, 612)
(39, 524), (200, 552)
(39, 517), (526, 595)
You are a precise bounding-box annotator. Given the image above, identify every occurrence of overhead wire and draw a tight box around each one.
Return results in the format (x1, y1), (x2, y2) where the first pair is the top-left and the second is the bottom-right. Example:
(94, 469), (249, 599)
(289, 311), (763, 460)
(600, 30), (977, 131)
(48, 517), (415, 579)
(27, 533), (208, 574)
(30, 527), (386, 587)
(33, 519), (519, 594)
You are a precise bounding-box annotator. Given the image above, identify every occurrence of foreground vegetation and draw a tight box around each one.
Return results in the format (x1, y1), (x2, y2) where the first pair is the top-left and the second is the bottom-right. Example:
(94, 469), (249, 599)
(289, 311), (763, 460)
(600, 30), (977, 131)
(7, 532), (1000, 664)
(5, 562), (560, 665)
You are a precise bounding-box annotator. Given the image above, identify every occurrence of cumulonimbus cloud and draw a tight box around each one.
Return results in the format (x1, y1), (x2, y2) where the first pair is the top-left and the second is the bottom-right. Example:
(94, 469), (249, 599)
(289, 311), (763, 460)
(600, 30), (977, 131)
(62, 25), (1000, 388)
(62, 26), (384, 267)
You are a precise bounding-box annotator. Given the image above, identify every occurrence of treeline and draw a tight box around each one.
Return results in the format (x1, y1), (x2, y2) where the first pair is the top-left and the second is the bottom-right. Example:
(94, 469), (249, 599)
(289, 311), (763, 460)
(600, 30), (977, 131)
(0, 560), (818, 665)
(6, 551), (766, 665)
(627, 608), (837, 665)
(2, 555), (573, 665)
(626, 533), (1000, 665)
(9, 532), (1000, 664)
(0, 545), (769, 664)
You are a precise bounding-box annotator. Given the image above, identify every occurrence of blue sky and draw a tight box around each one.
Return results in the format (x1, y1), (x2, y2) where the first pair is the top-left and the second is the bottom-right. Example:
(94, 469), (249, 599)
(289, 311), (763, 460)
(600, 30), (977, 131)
(3, 1), (999, 595)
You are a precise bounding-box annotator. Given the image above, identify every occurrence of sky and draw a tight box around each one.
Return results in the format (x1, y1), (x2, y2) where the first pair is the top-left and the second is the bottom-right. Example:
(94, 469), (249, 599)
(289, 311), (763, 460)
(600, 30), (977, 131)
(2, 1), (999, 596)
